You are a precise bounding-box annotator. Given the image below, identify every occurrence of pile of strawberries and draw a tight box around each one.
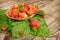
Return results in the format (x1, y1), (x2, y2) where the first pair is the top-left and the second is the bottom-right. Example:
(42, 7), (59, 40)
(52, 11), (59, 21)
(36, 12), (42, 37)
(7, 4), (38, 20)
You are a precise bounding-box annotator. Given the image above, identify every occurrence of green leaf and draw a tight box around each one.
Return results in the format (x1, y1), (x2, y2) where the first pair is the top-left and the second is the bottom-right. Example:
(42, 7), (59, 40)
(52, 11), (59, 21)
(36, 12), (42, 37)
(30, 15), (42, 21)
(37, 10), (45, 17)
(30, 15), (50, 36)
(11, 20), (30, 38)
(0, 9), (11, 32)
(0, 9), (6, 15)
(37, 19), (50, 36)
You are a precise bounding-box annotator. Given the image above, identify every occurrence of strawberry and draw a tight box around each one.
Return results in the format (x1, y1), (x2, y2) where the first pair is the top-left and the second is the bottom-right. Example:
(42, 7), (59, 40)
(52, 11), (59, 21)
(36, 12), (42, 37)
(24, 3), (30, 10)
(27, 5), (38, 16)
(30, 20), (40, 28)
(28, 11), (34, 16)
(19, 31), (24, 35)
(19, 12), (27, 19)
(11, 5), (20, 12)
(1, 26), (6, 31)
(27, 9), (34, 16)
(8, 11), (12, 17)
(21, 7), (28, 13)
(30, 5), (38, 13)
(12, 11), (19, 18)
(32, 7), (38, 13)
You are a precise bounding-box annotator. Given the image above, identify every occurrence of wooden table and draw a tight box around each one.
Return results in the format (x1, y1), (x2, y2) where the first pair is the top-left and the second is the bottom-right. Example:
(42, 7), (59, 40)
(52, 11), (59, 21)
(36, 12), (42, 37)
(0, 0), (60, 40)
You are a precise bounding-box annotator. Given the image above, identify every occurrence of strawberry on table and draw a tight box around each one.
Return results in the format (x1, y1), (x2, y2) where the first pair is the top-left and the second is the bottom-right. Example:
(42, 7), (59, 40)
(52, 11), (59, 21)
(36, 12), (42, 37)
(1, 26), (6, 31)
(19, 31), (24, 35)
(30, 20), (40, 29)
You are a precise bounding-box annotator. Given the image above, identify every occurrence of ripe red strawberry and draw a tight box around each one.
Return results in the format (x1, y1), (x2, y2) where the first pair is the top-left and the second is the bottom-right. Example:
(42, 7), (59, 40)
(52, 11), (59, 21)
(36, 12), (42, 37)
(30, 20), (40, 28)
(32, 7), (38, 13)
(1, 26), (6, 31)
(8, 11), (12, 17)
(12, 11), (19, 18)
(19, 12), (27, 19)
(24, 3), (30, 10)
(19, 31), (24, 35)
(21, 7), (28, 13)
(30, 5), (38, 13)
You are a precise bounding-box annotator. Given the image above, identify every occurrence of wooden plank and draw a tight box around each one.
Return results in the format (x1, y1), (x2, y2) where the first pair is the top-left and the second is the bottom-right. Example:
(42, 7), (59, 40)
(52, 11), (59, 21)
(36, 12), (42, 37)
(0, 1), (17, 8)
(48, 19), (59, 34)
(45, 37), (56, 40)
(23, 35), (35, 40)
(58, 32), (60, 40)
(10, 35), (35, 40)
(33, 37), (44, 40)
(0, 33), (6, 40)
(45, 13), (59, 25)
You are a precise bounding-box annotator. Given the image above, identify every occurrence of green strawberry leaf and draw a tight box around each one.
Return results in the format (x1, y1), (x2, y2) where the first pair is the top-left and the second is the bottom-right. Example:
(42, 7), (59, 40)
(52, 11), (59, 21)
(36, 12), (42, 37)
(11, 20), (30, 38)
(30, 15), (43, 21)
(30, 15), (50, 36)
(0, 9), (11, 32)
(37, 10), (45, 17)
